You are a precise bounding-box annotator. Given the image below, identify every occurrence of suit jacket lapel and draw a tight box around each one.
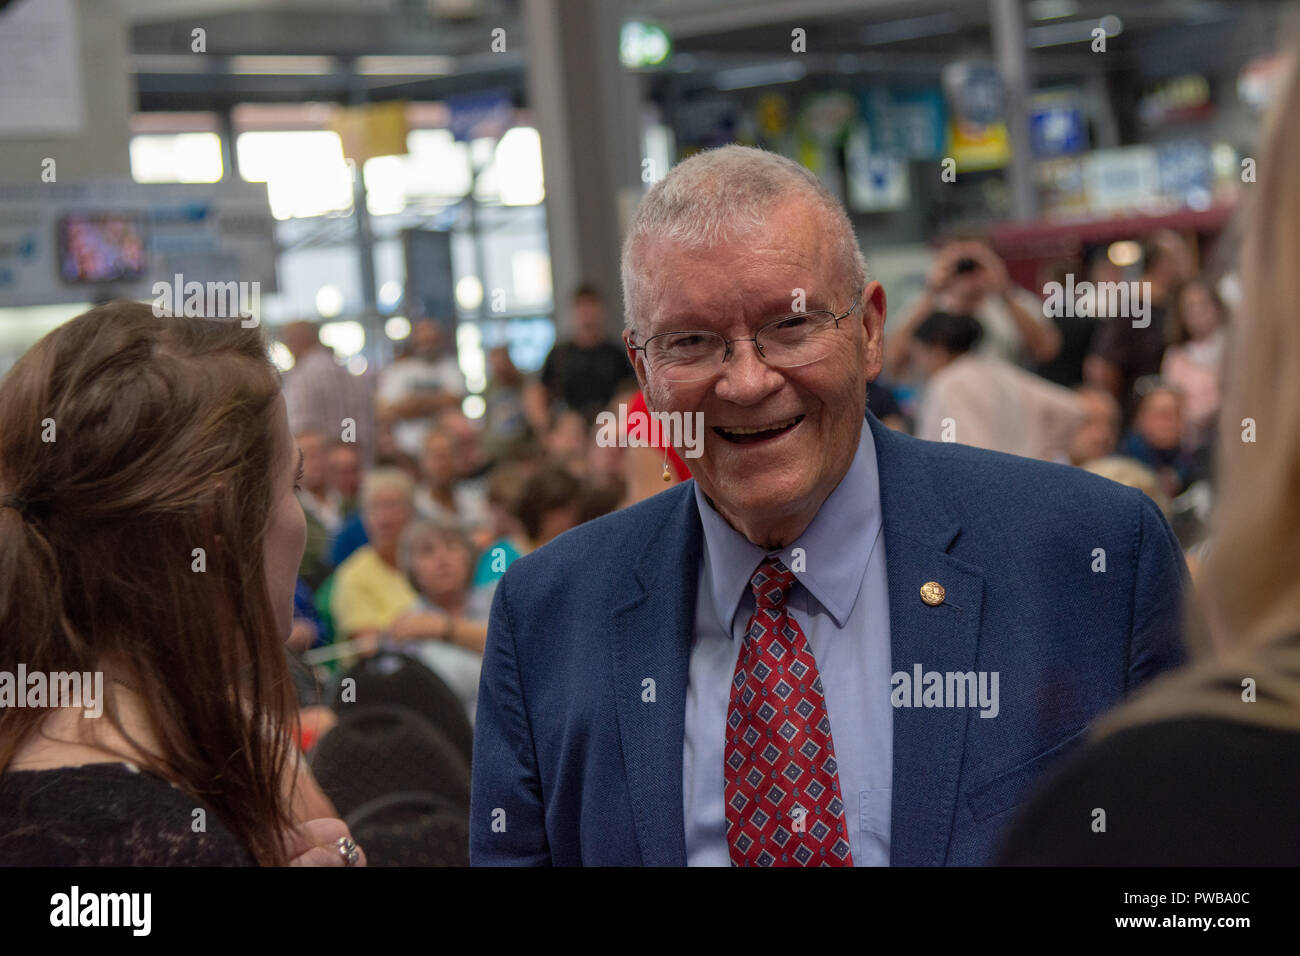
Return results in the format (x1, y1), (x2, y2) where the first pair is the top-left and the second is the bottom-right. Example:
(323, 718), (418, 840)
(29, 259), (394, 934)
(867, 413), (986, 866)
(609, 483), (701, 865)
(606, 416), (987, 867)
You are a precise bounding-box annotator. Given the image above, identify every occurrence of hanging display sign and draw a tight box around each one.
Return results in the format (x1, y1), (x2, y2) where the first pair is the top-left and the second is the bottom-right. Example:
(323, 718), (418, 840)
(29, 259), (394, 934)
(0, 180), (276, 309)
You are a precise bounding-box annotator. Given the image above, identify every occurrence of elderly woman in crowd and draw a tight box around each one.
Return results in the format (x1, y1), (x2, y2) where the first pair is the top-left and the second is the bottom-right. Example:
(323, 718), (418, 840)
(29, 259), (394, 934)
(329, 468), (418, 657)
(386, 520), (492, 722)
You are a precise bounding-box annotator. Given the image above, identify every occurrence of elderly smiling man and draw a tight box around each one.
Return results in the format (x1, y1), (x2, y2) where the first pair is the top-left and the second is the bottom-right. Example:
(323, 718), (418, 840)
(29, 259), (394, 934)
(469, 145), (1187, 866)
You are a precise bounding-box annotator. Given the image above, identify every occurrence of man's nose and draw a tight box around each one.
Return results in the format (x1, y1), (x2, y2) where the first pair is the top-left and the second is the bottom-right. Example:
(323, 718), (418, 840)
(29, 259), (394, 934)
(714, 340), (784, 404)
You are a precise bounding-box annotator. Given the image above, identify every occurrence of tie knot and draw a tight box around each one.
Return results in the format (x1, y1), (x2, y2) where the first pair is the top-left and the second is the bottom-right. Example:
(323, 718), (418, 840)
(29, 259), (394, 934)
(749, 555), (794, 610)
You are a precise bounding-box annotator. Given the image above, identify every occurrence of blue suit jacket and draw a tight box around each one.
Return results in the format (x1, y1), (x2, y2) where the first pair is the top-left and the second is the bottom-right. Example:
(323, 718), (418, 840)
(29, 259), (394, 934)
(469, 411), (1188, 865)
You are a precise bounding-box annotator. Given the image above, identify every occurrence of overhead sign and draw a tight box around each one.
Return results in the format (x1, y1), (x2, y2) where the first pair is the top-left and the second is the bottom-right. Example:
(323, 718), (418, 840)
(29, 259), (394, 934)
(446, 89), (514, 143)
(1030, 90), (1086, 157)
(846, 131), (909, 212)
(0, 180), (276, 308)
(946, 119), (1011, 172)
(331, 101), (410, 163)
(1139, 74), (1212, 127)
(0, 0), (84, 136)
(1156, 139), (1213, 209)
(942, 60), (1009, 172)
(1082, 146), (1160, 213)
(942, 61), (1004, 126)
(861, 87), (947, 159)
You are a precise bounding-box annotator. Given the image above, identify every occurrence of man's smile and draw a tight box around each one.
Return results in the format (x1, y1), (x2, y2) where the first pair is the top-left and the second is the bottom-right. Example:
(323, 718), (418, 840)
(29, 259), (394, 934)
(712, 414), (805, 445)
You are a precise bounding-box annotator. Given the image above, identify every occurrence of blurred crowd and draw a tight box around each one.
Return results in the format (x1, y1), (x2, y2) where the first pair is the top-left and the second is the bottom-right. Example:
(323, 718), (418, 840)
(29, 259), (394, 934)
(280, 284), (645, 743)
(883, 231), (1223, 569)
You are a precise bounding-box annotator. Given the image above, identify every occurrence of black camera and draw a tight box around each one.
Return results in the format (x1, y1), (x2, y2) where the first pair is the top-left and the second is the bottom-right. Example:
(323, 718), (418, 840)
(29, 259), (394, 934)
(954, 257), (980, 274)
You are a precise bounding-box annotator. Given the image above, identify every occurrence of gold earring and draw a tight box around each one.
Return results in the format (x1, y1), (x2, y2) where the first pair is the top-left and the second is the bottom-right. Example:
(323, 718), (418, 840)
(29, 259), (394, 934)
(662, 445), (672, 482)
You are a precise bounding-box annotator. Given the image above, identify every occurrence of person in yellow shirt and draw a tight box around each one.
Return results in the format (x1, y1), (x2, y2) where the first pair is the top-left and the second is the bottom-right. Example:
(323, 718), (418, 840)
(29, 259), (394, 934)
(330, 468), (418, 659)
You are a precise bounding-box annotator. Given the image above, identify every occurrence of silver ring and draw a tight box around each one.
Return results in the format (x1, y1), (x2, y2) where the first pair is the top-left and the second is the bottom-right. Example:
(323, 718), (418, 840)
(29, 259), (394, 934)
(337, 836), (360, 867)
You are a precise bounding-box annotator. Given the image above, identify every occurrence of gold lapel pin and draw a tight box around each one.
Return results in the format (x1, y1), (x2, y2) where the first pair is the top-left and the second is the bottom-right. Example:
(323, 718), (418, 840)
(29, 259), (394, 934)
(920, 581), (945, 606)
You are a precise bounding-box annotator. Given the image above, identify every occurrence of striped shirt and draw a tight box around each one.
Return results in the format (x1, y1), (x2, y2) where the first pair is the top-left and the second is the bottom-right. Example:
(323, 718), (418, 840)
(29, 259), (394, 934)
(283, 348), (376, 465)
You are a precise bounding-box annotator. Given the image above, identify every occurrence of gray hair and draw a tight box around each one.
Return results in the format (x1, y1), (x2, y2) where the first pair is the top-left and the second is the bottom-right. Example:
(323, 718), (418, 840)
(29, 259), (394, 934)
(620, 145), (868, 335)
(359, 467), (414, 512)
(396, 517), (476, 590)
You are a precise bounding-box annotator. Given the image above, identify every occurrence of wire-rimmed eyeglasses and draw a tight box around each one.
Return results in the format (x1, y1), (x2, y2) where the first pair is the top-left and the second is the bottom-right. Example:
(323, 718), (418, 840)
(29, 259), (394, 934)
(628, 291), (861, 383)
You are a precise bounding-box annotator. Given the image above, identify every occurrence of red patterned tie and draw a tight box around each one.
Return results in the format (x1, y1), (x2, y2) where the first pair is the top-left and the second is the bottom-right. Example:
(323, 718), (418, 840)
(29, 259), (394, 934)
(724, 555), (854, 866)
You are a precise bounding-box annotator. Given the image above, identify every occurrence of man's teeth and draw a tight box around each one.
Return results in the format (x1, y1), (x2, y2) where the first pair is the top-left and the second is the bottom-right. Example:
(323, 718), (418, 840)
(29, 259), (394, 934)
(721, 417), (800, 435)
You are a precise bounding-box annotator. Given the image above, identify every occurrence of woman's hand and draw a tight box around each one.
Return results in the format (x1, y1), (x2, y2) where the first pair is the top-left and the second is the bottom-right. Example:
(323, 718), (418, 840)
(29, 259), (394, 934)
(286, 818), (367, 867)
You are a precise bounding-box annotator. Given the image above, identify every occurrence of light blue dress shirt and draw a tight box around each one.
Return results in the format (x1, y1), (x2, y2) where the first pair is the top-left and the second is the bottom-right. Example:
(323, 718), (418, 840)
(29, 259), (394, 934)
(683, 420), (893, 865)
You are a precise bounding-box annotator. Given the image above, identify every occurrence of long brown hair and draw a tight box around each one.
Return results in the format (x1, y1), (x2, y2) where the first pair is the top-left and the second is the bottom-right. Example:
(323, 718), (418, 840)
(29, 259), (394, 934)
(1164, 277), (1226, 349)
(0, 300), (298, 865)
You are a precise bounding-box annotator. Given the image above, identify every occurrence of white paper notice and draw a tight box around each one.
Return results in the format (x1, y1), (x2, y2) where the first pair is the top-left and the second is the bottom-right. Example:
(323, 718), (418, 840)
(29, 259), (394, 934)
(0, 0), (85, 136)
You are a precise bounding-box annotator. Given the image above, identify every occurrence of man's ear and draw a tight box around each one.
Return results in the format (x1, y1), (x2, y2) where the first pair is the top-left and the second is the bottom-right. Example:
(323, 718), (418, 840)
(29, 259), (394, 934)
(861, 280), (887, 381)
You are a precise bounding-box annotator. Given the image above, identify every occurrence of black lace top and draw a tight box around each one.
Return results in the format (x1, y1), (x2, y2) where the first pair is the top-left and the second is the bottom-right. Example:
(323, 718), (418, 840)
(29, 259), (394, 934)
(0, 762), (253, 865)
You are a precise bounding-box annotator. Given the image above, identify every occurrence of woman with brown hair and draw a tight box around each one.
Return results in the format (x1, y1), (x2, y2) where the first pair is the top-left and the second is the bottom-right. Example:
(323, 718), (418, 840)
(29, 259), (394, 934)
(0, 301), (363, 866)
(997, 44), (1300, 865)
(1161, 277), (1229, 452)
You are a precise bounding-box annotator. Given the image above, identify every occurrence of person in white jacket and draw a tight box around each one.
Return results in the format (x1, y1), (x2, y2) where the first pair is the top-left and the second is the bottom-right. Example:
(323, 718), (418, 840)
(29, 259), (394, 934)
(912, 311), (1085, 463)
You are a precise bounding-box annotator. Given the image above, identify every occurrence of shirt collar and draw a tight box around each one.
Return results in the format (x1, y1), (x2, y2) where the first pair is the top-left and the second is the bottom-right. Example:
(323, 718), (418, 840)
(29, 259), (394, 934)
(694, 418), (881, 636)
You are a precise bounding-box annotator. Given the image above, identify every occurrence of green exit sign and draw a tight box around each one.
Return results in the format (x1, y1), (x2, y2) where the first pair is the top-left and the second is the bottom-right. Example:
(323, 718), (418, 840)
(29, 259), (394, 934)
(620, 21), (672, 68)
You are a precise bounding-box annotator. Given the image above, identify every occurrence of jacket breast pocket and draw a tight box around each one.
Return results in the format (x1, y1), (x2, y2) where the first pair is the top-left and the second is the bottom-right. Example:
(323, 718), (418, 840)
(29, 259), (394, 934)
(964, 725), (1088, 824)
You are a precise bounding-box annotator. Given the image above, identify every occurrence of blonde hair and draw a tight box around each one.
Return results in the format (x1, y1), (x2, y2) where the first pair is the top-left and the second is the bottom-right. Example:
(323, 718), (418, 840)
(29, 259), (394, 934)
(397, 518), (476, 593)
(359, 467), (414, 511)
(1080, 456), (1173, 520)
(1199, 48), (1300, 652)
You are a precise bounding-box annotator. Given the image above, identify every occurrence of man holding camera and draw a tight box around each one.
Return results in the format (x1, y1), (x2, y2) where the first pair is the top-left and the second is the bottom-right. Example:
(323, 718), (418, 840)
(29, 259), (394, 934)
(884, 240), (1060, 378)
(887, 241), (1082, 461)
